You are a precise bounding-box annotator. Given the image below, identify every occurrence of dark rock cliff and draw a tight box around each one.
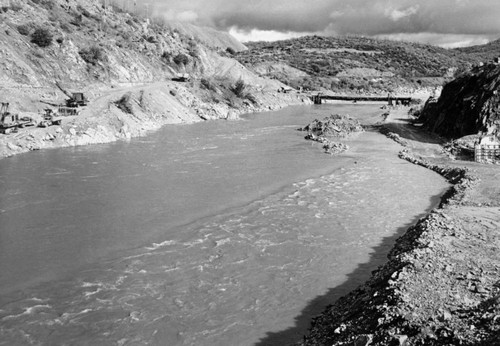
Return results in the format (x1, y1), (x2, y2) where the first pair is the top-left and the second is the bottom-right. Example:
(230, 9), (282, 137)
(420, 64), (500, 138)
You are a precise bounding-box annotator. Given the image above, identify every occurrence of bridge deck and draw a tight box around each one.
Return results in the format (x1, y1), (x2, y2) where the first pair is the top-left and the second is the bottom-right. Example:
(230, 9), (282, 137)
(310, 94), (412, 104)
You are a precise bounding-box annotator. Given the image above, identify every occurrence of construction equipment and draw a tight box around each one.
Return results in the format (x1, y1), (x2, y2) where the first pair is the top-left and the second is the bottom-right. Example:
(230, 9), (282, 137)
(0, 102), (19, 134)
(0, 103), (35, 133)
(17, 115), (36, 128)
(66, 92), (89, 107)
(58, 105), (80, 116)
(56, 82), (88, 108)
(172, 73), (191, 82)
(38, 108), (62, 127)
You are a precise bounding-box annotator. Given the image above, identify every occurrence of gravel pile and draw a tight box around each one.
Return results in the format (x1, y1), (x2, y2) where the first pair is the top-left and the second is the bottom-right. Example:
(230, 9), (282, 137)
(299, 114), (363, 154)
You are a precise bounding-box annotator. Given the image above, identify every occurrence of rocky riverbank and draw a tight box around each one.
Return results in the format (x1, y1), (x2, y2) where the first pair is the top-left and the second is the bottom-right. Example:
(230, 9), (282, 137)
(299, 108), (500, 345)
(0, 82), (310, 159)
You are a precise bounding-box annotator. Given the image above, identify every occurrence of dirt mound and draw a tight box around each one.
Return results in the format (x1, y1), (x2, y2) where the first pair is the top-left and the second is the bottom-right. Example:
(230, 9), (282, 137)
(300, 114), (364, 138)
(420, 64), (500, 138)
(299, 114), (363, 154)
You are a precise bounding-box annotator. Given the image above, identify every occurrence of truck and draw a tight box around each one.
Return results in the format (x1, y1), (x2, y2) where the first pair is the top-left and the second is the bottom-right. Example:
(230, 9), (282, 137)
(38, 108), (62, 127)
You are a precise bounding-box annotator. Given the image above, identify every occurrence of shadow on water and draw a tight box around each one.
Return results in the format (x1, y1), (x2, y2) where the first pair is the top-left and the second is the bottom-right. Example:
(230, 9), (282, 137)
(255, 194), (442, 346)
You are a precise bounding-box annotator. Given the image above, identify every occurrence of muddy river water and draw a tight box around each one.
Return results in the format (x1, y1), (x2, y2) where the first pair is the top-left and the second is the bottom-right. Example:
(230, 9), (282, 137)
(0, 104), (448, 345)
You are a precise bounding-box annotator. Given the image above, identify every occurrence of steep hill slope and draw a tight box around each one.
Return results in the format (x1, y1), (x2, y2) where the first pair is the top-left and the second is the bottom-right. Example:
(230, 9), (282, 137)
(236, 35), (479, 93)
(420, 63), (500, 138)
(166, 21), (247, 53)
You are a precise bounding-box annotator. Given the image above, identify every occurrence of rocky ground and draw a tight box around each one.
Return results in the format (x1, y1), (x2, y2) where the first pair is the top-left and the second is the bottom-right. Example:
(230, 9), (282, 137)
(299, 107), (500, 345)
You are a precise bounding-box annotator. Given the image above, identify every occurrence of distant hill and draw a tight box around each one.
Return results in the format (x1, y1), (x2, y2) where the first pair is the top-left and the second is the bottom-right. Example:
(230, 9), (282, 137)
(455, 38), (500, 62)
(235, 35), (480, 93)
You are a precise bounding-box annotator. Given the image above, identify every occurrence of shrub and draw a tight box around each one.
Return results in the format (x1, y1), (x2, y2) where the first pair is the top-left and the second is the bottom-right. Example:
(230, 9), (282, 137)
(245, 93), (258, 105)
(188, 41), (200, 58)
(161, 51), (171, 62)
(231, 78), (246, 97)
(17, 24), (32, 36)
(200, 78), (217, 92)
(79, 46), (106, 65)
(60, 23), (72, 33)
(31, 0), (54, 10)
(226, 47), (236, 55)
(31, 27), (53, 47)
(200, 78), (211, 89)
(173, 53), (189, 65)
(77, 5), (92, 18)
(115, 93), (134, 114)
(9, 3), (23, 11)
(144, 35), (156, 43)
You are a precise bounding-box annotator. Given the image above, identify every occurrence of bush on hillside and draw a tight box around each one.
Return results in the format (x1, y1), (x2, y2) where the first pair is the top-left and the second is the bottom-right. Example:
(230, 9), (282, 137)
(173, 53), (189, 65)
(30, 0), (54, 10)
(115, 93), (134, 114)
(17, 24), (32, 36)
(79, 46), (106, 65)
(60, 23), (72, 33)
(231, 78), (247, 97)
(201, 78), (218, 92)
(226, 47), (236, 55)
(31, 27), (53, 47)
(188, 41), (200, 58)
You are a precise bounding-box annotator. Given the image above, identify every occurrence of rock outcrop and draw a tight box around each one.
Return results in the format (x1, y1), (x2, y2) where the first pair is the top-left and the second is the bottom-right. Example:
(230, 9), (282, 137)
(420, 64), (500, 138)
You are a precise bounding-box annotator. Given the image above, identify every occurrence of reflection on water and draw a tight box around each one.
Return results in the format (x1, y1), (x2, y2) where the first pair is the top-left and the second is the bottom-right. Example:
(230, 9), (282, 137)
(0, 105), (448, 345)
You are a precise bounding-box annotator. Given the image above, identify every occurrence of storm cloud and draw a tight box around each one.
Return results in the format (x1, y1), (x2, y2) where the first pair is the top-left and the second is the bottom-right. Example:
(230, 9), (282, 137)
(148, 0), (500, 46)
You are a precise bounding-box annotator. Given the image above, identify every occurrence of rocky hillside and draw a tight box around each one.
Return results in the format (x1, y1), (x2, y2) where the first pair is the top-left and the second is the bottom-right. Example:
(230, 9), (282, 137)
(0, 0), (310, 158)
(0, 0), (258, 111)
(419, 63), (500, 138)
(236, 35), (479, 93)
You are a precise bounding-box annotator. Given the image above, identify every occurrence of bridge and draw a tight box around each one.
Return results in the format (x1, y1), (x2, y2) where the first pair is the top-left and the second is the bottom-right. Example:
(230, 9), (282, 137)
(310, 94), (413, 106)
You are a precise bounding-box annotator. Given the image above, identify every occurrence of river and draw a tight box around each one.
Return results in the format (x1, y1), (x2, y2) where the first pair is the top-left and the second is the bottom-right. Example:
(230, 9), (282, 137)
(0, 104), (448, 345)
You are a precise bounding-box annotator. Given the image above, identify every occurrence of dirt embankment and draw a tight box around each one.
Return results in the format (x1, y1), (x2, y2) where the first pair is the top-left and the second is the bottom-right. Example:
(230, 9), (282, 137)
(300, 107), (500, 345)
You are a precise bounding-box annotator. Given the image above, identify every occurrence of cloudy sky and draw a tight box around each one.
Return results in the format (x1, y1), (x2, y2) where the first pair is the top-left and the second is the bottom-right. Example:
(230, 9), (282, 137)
(142, 0), (500, 47)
